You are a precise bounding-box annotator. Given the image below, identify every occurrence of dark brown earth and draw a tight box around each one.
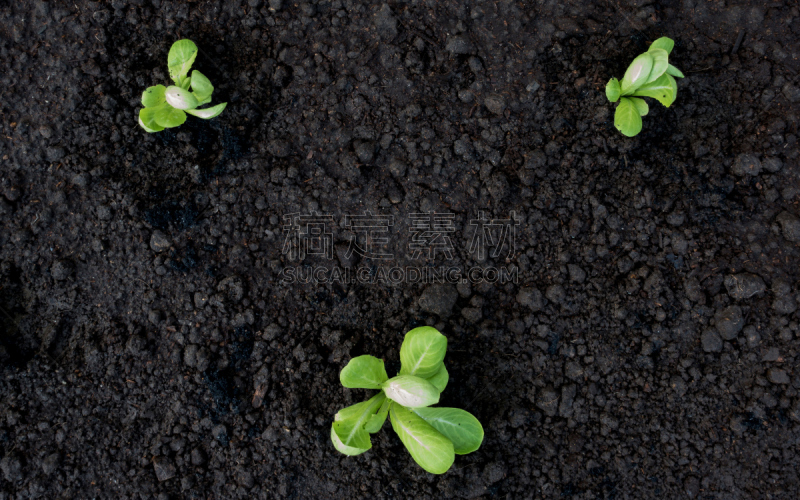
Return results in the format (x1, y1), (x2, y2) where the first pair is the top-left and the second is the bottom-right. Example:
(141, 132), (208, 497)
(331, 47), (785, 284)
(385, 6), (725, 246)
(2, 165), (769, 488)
(1, 0), (800, 498)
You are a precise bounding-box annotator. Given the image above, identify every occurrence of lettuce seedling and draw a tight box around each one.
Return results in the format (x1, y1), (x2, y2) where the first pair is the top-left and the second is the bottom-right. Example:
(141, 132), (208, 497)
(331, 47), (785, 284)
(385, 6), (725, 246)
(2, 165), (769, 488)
(605, 37), (685, 137)
(138, 39), (227, 133)
(331, 327), (484, 474)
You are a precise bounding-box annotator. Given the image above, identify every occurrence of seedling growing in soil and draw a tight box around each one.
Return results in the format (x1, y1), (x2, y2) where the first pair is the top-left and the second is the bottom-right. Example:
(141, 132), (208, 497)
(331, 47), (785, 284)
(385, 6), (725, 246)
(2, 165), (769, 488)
(605, 37), (684, 137)
(138, 39), (227, 133)
(331, 327), (484, 474)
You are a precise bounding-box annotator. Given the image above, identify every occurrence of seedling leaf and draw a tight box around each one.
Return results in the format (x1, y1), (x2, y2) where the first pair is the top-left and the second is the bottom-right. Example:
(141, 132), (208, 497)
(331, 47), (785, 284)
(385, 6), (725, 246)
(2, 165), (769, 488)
(154, 105), (187, 128)
(334, 393), (387, 423)
(666, 64), (685, 78)
(331, 393), (386, 455)
(644, 48), (669, 84)
(191, 70), (214, 102)
(168, 39), (198, 83)
(412, 407), (484, 454)
(340, 355), (389, 389)
(629, 97), (649, 116)
(390, 404), (455, 474)
(667, 73), (678, 102)
(649, 37), (674, 55)
(165, 86), (199, 110)
(382, 375), (440, 408)
(138, 107), (165, 133)
(614, 98), (642, 137)
(620, 52), (653, 95)
(364, 398), (390, 433)
(632, 73), (675, 107)
(331, 420), (371, 456)
(141, 85), (166, 108)
(426, 363), (449, 393)
(185, 102), (228, 119)
(399, 326), (447, 378)
(606, 77), (621, 103)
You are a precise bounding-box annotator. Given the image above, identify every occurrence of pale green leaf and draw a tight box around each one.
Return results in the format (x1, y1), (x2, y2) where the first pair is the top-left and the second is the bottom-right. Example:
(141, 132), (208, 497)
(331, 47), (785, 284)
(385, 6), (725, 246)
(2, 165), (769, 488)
(666, 64), (685, 78)
(426, 363), (449, 393)
(605, 77), (620, 103)
(331, 393), (386, 456)
(340, 355), (389, 389)
(180, 77), (192, 90)
(165, 86), (199, 110)
(412, 407), (484, 454)
(614, 98), (642, 137)
(141, 85), (166, 108)
(667, 73), (678, 103)
(631, 74), (675, 107)
(186, 102), (227, 119)
(138, 107), (165, 133)
(390, 404), (455, 474)
(644, 48), (669, 84)
(399, 326), (447, 378)
(190, 70), (214, 102)
(649, 37), (674, 55)
(334, 393), (386, 422)
(620, 52), (653, 95)
(629, 97), (649, 116)
(382, 375), (440, 408)
(153, 106), (187, 128)
(364, 398), (390, 433)
(331, 419), (371, 456)
(168, 39), (198, 83)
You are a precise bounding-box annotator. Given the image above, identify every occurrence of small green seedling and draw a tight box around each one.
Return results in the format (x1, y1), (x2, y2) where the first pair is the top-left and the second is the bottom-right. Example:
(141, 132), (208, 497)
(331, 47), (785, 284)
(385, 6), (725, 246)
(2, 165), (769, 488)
(331, 327), (484, 474)
(605, 37), (685, 137)
(138, 39), (227, 133)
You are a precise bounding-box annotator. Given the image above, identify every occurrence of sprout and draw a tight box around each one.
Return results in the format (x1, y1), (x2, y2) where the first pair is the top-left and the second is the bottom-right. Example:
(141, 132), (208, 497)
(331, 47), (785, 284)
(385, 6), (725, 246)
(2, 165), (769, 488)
(605, 37), (684, 137)
(137, 39), (227, 132)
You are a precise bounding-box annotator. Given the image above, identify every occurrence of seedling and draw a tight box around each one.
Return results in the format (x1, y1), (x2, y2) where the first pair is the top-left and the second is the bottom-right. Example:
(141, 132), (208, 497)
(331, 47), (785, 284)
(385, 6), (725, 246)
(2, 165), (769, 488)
(331, 327), (484, 474)
(138, 39), (227, 133)
(605, 37), (684, 137)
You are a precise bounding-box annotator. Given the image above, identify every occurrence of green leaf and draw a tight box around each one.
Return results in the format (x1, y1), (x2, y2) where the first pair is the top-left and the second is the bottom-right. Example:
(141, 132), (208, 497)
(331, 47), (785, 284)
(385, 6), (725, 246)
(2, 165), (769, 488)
(620, 52), (653, 95)
(180, 77), (192, 90)
(614, 98), (642, 137)
(667, 73), (678, 103)
(141, 85), (166, 108)
(390, 404), (455, 474)
(165, 86), (199, 110)
(426, 363), (449, 393)
(364, 398), (390, 433)
(186, 102), (227, 120)
(168, 39), (198, 83)
(190, 70), (214, 102)
(154, 105), (187, 128)
(334, 393), (386, 423)
(666, 64), (684, 78)
(340, 355), (389, 389)
(605, 77), (620, 103)
(138, 107), (165, 133)
(629, 97), (649, 116)
(644, 48), (669, 84)
(331, 419), (371, 456)
(649, 37), (674, 55)
(631, 73), (675, 108)
(412, 407), (484, 455)
(382, 375), (440, 408)
(399, 326), (447, 378)
(331, 393), (386, 456)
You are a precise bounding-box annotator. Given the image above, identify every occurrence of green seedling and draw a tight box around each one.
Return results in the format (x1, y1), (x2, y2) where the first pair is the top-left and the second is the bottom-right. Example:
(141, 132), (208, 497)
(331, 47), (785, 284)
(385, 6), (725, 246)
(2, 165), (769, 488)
(331, 327), (484, 474)
(605, 37), (684, 137)
(138, 39), (227, 133)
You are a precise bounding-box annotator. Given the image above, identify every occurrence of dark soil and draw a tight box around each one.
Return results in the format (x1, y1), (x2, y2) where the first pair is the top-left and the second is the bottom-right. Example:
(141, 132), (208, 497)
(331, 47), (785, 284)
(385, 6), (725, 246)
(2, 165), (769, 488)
(2, 0), (800, 498)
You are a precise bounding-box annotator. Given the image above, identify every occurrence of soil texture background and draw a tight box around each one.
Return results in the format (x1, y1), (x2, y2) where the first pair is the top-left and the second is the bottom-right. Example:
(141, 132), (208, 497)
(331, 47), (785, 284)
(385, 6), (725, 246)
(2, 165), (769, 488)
(1, 0), (800, 498)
